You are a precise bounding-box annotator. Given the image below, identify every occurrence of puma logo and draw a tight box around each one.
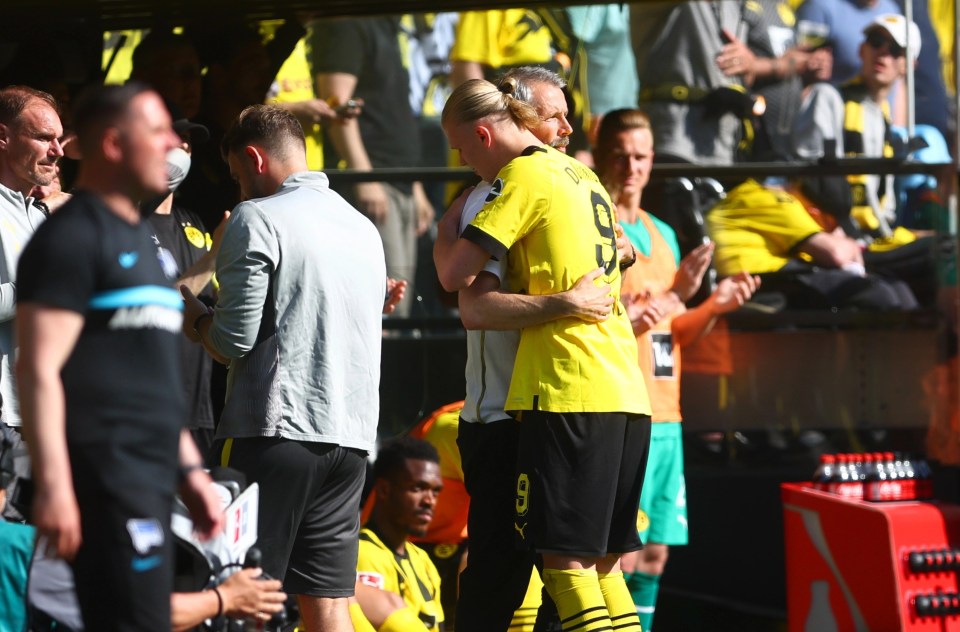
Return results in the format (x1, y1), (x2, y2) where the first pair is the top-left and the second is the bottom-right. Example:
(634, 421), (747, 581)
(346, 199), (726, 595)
(514, 522), (528, 539)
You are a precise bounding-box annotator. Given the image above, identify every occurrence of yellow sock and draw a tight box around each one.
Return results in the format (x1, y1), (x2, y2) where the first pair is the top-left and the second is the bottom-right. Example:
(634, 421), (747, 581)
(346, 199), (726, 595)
(378, 607), (430, 632)
(599, 571), (642, 631)
(348, 601), (377, 632)
(542, 568), (612, 632)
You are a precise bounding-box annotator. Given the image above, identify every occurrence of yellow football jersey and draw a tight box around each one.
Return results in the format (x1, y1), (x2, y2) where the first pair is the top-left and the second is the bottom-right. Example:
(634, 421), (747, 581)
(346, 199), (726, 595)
(450, 10), (554, 69)
(356, 528), (444, 631)
(707, 179), (823, 276)
(269, 37), (325, 170)
(464, 146), (649, 415)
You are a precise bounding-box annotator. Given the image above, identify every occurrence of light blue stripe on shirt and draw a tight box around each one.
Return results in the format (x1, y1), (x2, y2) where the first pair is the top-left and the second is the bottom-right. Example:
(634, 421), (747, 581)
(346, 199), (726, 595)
(88, 285), (183, 310)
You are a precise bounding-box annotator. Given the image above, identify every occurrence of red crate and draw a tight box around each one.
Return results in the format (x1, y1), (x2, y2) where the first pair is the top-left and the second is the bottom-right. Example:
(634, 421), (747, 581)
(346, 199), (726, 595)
(783, 482), (960, 631)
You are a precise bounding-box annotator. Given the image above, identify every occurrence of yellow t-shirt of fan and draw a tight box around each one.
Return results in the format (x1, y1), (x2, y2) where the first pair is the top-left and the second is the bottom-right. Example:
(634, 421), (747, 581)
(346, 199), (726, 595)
(462, 146), (649, 415)
(450, 10), (554, 69)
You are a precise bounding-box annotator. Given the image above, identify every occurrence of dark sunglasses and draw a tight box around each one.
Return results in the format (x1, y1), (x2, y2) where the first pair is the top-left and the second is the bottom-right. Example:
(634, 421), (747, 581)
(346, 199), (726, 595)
(865, 30), (906, 58)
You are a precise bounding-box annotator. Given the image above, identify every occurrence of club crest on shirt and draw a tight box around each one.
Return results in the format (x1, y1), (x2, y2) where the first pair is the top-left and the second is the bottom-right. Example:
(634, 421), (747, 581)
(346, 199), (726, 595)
(433, 543), (459, 560)
(636, 509), (650, 534)
(485, 178), (504, 203)
(156, 246), (180, 280)
(183, 224), (206, 249)
(126, 518), (164, 554)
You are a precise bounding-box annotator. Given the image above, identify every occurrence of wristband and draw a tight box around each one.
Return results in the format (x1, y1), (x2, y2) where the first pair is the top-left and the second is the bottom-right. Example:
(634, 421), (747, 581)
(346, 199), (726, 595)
(619, 246), (638, 272)
(178, 463), (204, 481)
(193, 310), (213, 337)
(212, 585), (224, 618)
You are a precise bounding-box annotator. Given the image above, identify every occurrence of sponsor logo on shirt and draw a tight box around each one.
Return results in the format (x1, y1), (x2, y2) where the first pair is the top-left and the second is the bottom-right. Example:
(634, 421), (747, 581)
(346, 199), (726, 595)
(131, 554), (163, 573)
(156, 246), (180, 280)
(109, 305), (183, 332)
(651, 332), (675, 379)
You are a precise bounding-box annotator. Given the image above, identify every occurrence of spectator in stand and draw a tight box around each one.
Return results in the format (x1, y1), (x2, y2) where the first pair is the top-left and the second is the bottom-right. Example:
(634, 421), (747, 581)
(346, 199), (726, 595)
(448, 10), (558, 88)
(594, 109), (759, 631)
(737, 0), (834, 160)
(795, 0), (949, 139)
(177, 23), (275, 231)
(269, 28), (331, 172)
(632, 1), (835, 165)
(793, 14), (920, 239)
(632, 2), (760, 165)
(791, 14), (942, 305)
(565, 5), (638, 145)
(176, 20), (311, 230)
(705, 178), (918, 310)
(269, 19), (364, 172)
(352, 437), (445, 631)
(129, 30), (203, 120)
(309, 15), (435, 318)
(399, 12), (460, 317)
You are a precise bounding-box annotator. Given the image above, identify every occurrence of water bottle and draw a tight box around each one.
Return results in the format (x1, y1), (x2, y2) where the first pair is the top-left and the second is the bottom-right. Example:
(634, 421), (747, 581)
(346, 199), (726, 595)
(883, 451), (905, 501)
(916, 457), (935, 500)
(812, 454), (836, 491)
(859, 453), (875, 497)
(865, 452), (890, 501)
(833, 454), (862, 499)
(900, 453), (918, 501)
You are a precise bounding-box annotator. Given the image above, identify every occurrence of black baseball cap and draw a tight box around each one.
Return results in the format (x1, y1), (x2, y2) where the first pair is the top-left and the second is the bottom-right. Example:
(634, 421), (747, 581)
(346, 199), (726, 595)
(164, 98), (209, 145)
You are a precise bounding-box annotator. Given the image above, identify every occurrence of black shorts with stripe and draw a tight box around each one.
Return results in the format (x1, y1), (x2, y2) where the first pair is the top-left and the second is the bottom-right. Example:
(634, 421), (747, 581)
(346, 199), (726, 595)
(515, 411), (652, 557)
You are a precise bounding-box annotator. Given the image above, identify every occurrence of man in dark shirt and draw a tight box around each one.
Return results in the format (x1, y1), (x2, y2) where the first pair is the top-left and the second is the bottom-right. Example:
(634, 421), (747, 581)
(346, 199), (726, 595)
(16, 82), (223, 632)
(147, 116), (224, 461)
(310, 16), (435, 317)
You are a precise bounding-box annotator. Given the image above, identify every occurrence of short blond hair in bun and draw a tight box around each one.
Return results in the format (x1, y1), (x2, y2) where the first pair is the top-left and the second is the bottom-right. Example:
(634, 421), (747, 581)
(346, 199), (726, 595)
(441, 78), (540, 131)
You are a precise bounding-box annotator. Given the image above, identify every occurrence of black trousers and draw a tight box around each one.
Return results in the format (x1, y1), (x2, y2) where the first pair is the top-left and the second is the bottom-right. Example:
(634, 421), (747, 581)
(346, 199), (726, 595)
(455, 419), (537, 632)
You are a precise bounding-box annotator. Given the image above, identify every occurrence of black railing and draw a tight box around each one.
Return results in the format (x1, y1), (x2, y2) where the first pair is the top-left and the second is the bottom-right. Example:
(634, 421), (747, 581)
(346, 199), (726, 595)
(324, 159), (955, 185)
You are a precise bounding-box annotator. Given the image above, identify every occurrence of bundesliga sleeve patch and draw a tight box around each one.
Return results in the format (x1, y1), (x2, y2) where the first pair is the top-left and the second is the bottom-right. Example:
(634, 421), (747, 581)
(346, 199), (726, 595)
(485, 178), (504, 203)
(357, 571), (385, 589)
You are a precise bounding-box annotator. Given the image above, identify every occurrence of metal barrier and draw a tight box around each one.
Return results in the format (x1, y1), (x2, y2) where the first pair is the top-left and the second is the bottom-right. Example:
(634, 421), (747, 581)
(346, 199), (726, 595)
(324, 159), (955, 185)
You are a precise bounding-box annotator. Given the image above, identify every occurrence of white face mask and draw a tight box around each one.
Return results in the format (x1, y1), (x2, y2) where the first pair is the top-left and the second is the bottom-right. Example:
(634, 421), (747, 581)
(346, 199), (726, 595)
(166, 147), (192, 192)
